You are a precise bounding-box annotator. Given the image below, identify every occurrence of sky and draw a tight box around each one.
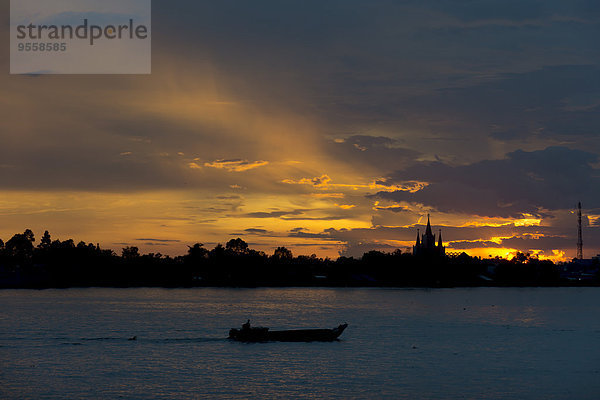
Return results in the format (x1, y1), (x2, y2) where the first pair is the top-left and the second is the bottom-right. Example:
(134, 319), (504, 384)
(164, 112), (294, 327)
(2, 0), (600, 261)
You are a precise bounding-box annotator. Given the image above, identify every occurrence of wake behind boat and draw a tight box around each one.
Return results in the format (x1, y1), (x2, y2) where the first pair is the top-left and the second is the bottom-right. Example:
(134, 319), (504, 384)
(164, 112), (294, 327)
(229, 321), (348, 342)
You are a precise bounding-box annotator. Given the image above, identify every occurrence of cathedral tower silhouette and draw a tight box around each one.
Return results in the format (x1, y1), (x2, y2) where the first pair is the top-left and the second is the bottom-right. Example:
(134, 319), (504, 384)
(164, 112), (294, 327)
(413, 214), (445, 257)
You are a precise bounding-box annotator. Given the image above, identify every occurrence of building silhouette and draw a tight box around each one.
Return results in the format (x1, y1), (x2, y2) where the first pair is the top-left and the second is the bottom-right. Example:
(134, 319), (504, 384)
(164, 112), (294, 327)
(577, 202), (583, 260)
(413, 214), (445, 257)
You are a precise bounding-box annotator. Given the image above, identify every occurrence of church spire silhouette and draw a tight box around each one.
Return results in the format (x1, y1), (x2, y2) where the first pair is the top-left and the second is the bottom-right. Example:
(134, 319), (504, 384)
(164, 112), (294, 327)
(425, 214), (433, 237)
(413, 214), (445, 257)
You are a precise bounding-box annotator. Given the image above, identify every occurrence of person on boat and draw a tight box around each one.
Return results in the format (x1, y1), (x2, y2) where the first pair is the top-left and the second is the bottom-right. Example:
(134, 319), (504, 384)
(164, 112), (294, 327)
(242, 319), (251, 331)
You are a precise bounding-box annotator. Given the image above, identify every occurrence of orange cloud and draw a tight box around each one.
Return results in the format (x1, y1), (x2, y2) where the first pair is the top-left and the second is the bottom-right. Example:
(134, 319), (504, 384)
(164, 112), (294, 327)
(283, 175), (428, 192)
(204, 159), (269, 172)
(308, 193), (345, 199)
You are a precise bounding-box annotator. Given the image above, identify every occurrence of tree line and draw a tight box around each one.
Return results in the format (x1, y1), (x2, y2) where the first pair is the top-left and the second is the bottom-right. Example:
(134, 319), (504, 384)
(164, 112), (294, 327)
(0, 229), (597, 288)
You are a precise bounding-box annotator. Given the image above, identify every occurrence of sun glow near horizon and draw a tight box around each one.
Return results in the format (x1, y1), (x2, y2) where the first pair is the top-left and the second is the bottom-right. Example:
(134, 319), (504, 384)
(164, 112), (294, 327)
(0, 187), (581, 262)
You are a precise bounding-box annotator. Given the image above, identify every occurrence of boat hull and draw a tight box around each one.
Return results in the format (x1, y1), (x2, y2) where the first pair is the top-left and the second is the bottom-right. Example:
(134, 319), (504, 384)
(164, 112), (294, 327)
(229, 324), (347, 342)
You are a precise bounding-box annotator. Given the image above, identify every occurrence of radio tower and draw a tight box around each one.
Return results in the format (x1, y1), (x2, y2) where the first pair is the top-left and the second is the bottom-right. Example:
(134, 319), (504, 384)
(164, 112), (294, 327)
(577, 202), (583, 260)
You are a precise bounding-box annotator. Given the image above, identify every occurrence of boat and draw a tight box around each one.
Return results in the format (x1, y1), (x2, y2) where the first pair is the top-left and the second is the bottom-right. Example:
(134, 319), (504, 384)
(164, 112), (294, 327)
(228, 321), (348, 342)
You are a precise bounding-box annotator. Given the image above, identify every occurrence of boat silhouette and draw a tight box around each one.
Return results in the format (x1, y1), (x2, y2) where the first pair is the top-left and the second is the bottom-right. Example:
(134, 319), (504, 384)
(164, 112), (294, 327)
(229, 321), (348, 342)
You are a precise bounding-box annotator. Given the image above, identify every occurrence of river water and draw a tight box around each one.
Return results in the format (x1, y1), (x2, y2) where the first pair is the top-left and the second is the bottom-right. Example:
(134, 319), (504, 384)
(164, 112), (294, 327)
(0, 287), (599, 399)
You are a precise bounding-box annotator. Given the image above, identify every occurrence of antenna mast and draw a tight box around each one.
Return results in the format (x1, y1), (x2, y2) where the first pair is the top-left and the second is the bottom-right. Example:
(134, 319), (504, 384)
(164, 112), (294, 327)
(577, 202), (583, 260)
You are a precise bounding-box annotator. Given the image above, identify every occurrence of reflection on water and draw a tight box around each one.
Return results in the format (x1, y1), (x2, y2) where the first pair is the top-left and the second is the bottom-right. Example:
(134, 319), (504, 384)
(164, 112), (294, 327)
(0, 287), (599, 399)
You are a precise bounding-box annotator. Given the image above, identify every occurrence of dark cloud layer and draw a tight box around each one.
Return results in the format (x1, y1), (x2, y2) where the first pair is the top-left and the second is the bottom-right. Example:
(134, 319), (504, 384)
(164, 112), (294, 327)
(325, 136), (421, 173)
(422, 65), (600, 142)
(3, 1), (600, 191)
(152, 1), (600, 151)
(378, 147), (600, 217)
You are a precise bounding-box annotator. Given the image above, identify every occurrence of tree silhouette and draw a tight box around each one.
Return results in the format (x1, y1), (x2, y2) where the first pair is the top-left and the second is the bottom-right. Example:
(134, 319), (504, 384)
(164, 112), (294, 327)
(61, 239), (75, 249)
(0, 229), (583, 289)
(48, 238), (75, 249)
(226, 238), (249, 255)
(5, 229), (35, 260)
(187, 243), (209, 259)
(38, 230), (52, 249)
(122, 246), (140, 260)
(273, 246), (293, 261)
(211, 243), (226, 258)
(512, 251), (530, 263)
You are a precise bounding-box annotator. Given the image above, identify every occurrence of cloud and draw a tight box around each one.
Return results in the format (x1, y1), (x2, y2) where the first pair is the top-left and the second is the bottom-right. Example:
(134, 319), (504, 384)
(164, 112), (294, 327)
(288, 230), (335, 240)
(241, 210), (307, 219)
(309, 193), (346, 199)
(426, 65), (600, 142)
(377, 146), (600, 218)
(204, 159), (269, 172)
(243, 228), (269, 235)
(324, 135), (421, 173)
(283, 175), (332, 188)
(135, 238), (181, 243)
(449, 241), (504, 250)
(282, 215), (349, 221)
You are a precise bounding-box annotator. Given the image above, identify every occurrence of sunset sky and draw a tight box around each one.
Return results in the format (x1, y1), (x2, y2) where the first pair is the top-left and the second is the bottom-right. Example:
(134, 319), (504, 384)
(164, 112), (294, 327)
(2, 0), (600, 261)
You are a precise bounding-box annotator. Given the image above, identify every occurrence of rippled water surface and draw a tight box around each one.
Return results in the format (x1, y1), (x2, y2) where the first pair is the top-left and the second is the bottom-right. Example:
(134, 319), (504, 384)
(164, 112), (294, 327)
(1, 287), (599, 399)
